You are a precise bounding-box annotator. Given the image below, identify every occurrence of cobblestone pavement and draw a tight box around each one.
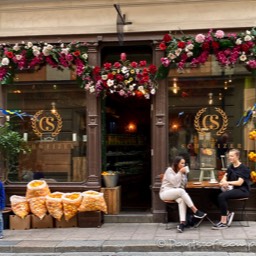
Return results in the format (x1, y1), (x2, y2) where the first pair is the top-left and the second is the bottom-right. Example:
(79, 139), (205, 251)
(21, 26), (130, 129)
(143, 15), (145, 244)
(0, 221), (255, 254)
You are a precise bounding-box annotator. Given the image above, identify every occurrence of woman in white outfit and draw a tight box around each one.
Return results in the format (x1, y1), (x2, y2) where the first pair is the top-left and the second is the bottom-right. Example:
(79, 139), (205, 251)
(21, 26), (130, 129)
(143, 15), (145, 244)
(159, 155), (207, 232)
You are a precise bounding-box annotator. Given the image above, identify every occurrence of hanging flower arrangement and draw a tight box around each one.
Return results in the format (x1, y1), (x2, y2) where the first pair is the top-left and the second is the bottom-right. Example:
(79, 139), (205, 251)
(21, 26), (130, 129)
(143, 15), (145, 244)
(84, 53), (158, 99)
(157, 27), (256, 78)
(0, 41), (91, 84)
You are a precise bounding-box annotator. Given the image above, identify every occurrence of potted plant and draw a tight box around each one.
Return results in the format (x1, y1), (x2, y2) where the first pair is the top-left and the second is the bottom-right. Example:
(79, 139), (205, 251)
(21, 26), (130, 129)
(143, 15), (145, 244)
(0, 123), (30, 181)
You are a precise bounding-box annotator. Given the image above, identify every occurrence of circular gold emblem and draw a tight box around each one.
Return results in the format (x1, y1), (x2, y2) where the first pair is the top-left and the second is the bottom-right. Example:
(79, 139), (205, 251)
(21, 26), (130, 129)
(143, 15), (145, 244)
(194, 107), (228, 136)
(31, 110), (62, 138)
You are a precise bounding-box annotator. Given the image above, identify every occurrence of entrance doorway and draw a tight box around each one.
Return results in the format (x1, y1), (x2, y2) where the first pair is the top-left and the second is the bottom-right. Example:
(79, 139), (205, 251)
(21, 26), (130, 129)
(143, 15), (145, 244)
(103, 94), (151, 211)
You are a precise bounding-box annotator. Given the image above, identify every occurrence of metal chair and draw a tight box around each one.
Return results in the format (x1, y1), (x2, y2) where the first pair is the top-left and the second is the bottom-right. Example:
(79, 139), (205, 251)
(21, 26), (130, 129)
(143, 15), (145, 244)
(229, 197), (249, 227)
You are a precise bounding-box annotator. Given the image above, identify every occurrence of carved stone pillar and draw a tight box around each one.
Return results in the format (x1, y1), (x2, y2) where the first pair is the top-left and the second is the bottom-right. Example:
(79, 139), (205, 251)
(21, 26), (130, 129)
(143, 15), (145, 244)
(151, 42), (168, 222)
(86, 43), (101, 189)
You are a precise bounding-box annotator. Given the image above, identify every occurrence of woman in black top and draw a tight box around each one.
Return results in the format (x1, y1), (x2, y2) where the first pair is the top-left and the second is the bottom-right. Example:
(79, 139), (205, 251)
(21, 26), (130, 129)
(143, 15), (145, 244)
(212, 148), (251, 230)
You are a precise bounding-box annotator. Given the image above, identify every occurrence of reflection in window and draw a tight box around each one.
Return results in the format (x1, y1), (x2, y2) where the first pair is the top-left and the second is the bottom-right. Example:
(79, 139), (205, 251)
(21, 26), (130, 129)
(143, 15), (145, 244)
(168, 61), (254, 175)
(6, 82), (87, 183)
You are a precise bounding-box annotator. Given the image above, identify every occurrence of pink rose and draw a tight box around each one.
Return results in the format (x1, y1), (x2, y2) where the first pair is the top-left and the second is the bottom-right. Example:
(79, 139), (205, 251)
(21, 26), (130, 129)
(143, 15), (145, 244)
(120, 53), (127, 61)
(195, 34), (205, 43)
(215, 30), (225, 39)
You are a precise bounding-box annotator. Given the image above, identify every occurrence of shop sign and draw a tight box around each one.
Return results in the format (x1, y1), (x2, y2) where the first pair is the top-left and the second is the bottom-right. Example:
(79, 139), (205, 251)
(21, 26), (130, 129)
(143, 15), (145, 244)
(194, 107), (228, 136)
(31, 110), (62, 139)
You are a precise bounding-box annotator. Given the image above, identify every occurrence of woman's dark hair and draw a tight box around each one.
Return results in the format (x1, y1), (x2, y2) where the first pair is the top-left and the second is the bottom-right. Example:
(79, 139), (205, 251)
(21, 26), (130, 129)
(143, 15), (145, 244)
(172, 156), (185, 173)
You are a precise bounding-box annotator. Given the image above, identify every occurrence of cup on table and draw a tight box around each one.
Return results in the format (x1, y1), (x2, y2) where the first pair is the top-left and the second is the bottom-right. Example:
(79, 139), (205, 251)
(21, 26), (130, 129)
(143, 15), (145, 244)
(210, 178), (217, 183)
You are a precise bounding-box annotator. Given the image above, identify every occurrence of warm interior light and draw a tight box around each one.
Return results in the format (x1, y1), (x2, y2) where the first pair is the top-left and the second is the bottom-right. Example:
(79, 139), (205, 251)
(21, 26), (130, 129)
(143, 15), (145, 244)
(224, 81), (228, 90)
(170, 78), (180, 94)
(208, 93), (213, 105)
(219, 93), (223, 101)
(51, 102), (56, 114)
(127, 122), (137, 132)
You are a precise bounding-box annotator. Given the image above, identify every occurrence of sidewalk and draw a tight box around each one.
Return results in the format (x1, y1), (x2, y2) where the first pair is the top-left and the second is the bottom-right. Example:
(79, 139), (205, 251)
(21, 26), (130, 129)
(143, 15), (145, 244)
(0, 221), (255, 254)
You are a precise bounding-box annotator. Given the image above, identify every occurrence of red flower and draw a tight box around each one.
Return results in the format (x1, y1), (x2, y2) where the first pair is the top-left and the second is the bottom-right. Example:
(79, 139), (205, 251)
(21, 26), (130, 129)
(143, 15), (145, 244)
(113, 62), (121, 68)
(108, 73), (114, 80)
(241, 43), (250, 53)
(202, 42), (210, 51)
(212, 41), (220, 50)
(130, 61), (138, 68)
(149, 64), (157, 74)
(93, 66), (101, 75)
(73, 50), (81, 56)
(139, 60), (147, 67)
(159, 42), (167, 51)
(177, 41), (186, 49)
(163, 34), (172, 43)
(116, 74), (124, 81)
(5, 51), (14, 58)
(103, 62), (112, 70)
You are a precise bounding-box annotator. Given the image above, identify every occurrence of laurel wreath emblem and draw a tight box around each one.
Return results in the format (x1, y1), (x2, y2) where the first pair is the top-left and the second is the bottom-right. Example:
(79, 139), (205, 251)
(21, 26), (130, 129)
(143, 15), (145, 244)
(194, 107), (228, 136)
(31, 110), (62, 138)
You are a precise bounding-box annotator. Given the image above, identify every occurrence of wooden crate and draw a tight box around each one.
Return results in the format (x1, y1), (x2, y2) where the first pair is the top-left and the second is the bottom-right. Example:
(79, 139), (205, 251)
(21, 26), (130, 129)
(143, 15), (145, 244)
(55, 215), (77, 228)
(77, 211), (103, 228)
(10, 214), (31, 230)
(31, 214), (53, 229)
(100, 186), (121, 214)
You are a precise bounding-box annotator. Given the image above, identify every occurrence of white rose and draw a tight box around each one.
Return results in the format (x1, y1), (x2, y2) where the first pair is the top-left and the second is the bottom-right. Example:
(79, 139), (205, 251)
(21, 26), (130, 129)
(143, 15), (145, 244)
(27, 42), (33, 48)
(61, 48), (69, 55)
(168, 53), (176, 60)
(82, 53), (88, 60)
(186, 44), (194, 50)
(46, 44), (53, 50)
(107, 79), (114, 87)
(246, 30), (251, 35)
(33, 49), (40, 57)
(138, 86), (144, 91)
(1, 57), (10, 66)
(187, 51), (193, 57)
(101, 74), (108, 80)
(121, 66), (128, 74)
(13, 44), (20, 51)
(15, 55), (22, 60)
(150, 88), (156, 95)
(235, 38), (242, 45)
(175, 49), (182, 56)
(239, 55), (247, 61)
(89, 86), (95, 93)
(42, 47), (50, 56)
(129, 85), (134, 91)
(244, 35), (252, 41)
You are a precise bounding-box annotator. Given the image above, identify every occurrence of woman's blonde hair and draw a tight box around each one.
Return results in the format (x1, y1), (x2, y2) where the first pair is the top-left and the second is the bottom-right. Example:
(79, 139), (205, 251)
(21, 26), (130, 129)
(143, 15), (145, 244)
(229, 148), (240, 158)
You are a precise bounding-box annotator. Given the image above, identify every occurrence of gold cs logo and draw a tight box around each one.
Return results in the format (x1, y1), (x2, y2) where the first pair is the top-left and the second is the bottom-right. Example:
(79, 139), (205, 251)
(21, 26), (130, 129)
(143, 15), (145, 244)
(194, 107), (228, 136)
(32, 110), (62, 138)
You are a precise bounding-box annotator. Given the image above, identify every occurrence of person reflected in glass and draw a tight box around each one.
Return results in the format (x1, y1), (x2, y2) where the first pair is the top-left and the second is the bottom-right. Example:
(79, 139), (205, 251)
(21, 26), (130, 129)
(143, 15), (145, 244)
(159, 155), (207, 233)
(212, 148), (251, 230)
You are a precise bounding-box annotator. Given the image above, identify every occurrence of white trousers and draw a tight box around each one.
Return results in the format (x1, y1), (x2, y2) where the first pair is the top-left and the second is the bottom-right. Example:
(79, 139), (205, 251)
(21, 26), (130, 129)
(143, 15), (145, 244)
(160, 188), (194, 222)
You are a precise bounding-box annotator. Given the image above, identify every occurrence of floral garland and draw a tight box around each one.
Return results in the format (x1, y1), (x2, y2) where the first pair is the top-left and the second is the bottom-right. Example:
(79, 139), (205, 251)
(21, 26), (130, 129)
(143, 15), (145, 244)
(0, 41), (91, 84)
(157, 27), (256, 78)
(84, 53), (158, 99)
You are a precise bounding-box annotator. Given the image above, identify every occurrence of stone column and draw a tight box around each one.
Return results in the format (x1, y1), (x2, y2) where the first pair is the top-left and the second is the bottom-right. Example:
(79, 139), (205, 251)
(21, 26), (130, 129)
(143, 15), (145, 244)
(86, 43), (101, 190)
(151, 42), (169, 222)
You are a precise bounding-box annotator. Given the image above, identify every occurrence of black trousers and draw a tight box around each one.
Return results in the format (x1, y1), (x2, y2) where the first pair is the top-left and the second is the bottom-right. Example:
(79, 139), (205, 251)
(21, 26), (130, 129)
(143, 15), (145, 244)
(218, 188), (250, 216)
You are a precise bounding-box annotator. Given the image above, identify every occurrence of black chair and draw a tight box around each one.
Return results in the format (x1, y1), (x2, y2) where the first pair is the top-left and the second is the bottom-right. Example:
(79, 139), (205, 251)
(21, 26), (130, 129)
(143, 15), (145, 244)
(229, 197), (249, 227)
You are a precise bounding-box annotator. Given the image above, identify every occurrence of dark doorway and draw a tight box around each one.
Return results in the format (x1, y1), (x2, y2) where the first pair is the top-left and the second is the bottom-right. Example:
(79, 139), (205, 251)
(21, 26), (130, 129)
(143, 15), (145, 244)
(103, 94), (151, 211)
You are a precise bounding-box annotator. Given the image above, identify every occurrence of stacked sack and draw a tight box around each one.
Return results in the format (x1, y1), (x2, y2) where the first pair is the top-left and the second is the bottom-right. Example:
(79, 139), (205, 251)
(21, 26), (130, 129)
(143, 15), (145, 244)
(10, 180), (108, 221)
(26, 180), (51, 220)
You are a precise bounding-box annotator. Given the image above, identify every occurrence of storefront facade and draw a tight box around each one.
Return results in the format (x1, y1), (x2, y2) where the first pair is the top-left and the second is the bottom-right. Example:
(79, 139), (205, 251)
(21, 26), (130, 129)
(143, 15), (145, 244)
(1, 0), (256, 222)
